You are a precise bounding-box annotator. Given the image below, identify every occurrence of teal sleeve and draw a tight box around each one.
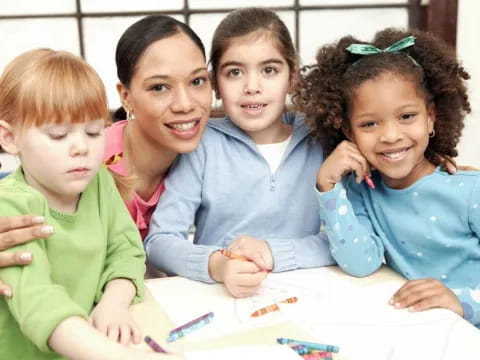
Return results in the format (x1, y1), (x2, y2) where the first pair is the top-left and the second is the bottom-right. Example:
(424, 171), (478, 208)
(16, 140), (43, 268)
(455, 288), (480, 327)
(461, 176), (480, 327)
(94, 168), (146, 305)
(0, 185), (87, 353)
(317, 178), (384, 277)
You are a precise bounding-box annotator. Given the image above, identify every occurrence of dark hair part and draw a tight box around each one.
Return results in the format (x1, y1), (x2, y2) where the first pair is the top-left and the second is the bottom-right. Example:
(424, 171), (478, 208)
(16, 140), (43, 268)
(294, 27), (471, 165)
(209, 7), (297, 91)
(113, 14), (206, 120)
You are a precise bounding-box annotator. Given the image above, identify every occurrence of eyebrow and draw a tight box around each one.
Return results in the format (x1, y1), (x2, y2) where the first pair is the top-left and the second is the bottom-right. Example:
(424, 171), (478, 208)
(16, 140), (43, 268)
(144, 67), (208, 82)
(354, 103), (421, 119)
(220, 58), (285, 70)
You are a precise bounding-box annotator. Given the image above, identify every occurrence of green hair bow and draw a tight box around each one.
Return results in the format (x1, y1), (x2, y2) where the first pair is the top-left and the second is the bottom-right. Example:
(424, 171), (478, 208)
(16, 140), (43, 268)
(346, 35), (419, 66)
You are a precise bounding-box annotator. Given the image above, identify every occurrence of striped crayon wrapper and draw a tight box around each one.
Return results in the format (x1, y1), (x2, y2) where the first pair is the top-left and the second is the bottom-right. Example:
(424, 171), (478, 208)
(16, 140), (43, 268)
(277, 338), (339, 353)
(290, 344), (309, 355)
(250, 297), (298, 317)
(302, 351), (332, 360)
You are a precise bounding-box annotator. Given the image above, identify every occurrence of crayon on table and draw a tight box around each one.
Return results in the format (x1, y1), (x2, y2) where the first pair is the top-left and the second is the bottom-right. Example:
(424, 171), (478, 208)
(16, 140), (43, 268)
(301, 351), (332, 360)
(144, 335), (167, 353)
(290, 344), (309, 355)
(250, 296), (298, 317)
(167, 312), (214, 343)
(277, 338), (340, 353)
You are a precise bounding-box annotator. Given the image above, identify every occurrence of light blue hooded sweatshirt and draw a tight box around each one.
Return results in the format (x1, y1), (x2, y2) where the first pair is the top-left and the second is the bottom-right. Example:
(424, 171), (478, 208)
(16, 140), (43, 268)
(144, 112), (335, 283)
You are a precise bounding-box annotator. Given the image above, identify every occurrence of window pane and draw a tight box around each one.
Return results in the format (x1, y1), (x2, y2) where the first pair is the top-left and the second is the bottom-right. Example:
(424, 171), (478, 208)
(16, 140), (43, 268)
(83, 15), (185, 109)
(190, 13), (228, 61)
(80, 0), (183, 12)
(299, 8), (408, 64)
(189, 0), (294, 9)
(1, 0), (76, 15)
(300, 0), (407, 5)
(0, 19), (79, 75)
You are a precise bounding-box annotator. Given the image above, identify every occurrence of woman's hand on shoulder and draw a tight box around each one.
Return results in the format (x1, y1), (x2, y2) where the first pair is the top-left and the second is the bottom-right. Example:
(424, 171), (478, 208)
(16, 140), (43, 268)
(389, 278), (463, 318)
(0, 215), (53, 254)
(439, 155), (479, 174)
(0, 215), (54, 297)
(316, 140), (370, 192)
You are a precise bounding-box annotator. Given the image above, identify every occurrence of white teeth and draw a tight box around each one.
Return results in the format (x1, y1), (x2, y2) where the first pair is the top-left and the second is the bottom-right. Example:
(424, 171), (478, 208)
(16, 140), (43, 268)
(242, 104), (264, 109)
(383, 150), (406, 159)
(170, 121), (196, 130)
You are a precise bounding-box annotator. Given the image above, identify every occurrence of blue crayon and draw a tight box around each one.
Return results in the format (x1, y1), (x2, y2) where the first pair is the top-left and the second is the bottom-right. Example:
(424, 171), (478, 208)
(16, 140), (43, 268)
(277, 338), (340, 353)
(290, 344), (310, 355)
(167, 312), (214, 343)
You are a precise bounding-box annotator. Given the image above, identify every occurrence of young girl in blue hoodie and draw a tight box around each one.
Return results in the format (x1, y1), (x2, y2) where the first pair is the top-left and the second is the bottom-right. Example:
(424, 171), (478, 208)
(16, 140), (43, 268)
(145, 8), (335, 297)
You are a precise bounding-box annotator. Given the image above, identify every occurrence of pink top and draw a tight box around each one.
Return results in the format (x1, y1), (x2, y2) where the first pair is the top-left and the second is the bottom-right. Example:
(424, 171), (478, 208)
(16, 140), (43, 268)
(104, 120), (165, 240)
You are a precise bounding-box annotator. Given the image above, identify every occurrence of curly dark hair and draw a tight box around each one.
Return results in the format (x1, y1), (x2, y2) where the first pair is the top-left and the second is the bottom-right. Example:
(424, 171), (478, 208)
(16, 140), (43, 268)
(293, 28), (471, 165)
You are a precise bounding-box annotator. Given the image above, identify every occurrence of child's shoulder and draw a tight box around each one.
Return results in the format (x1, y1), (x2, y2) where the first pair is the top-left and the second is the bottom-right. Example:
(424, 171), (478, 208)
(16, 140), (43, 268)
(0, 169), (47, 216)
(204, 117), (245, 144)
(428, 168), (480, 192)
(435, 168), (480, 181)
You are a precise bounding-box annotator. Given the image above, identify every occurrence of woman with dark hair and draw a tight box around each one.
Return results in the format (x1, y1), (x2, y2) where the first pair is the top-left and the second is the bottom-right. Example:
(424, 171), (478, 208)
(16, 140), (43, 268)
(0, 14), (212, 296)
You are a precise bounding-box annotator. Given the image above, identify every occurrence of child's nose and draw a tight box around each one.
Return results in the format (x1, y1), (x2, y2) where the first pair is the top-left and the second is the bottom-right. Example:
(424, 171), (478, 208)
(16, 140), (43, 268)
(244, 73), (261, 95)
(70, 134), (88, 156)
(380, 122), (403, 143)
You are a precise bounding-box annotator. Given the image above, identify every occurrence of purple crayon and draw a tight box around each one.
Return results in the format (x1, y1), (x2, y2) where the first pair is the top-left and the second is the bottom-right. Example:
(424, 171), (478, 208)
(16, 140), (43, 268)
(167, 312), (214, 342)
(144, 335), (167, 353)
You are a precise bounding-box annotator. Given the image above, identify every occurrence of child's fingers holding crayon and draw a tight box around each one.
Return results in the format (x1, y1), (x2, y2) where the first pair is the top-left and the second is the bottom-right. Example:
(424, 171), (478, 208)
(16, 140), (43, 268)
(227, 235), (273, 271)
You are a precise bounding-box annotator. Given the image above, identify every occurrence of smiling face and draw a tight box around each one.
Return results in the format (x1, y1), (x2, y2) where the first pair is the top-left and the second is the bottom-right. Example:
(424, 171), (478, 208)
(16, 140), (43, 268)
(216, 32), (292, 144)
(119, 31), (212, 155)
(347, 72), (435, 189)
(15, 120), (105, 212)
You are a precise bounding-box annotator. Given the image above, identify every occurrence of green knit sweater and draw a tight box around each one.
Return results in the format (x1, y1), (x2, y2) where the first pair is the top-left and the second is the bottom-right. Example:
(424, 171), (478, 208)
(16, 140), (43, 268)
(0, 166), (146, 359)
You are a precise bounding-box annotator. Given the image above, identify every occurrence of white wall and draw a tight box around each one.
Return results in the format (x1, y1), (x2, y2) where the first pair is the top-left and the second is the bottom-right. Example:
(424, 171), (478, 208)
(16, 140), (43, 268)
(457, 0), (480, 168)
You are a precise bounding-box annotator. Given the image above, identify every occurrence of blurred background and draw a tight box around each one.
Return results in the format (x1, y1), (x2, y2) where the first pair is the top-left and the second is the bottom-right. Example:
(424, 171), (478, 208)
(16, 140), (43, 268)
(0, 0), (478, 174)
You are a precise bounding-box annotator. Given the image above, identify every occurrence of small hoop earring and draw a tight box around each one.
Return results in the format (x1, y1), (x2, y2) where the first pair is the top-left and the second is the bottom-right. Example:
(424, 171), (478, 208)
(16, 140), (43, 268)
(429, 129), (435, 138)
(126, 109), (136, 121)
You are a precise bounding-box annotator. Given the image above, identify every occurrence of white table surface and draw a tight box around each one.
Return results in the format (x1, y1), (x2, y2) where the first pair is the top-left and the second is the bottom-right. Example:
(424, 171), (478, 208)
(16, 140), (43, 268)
(132, 265), (480, 359)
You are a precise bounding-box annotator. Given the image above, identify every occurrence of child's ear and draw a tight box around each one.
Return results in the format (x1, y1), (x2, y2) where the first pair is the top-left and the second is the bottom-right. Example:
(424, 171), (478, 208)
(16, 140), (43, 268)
(427, 102), (436, 133)
(0, 120), (19, 155)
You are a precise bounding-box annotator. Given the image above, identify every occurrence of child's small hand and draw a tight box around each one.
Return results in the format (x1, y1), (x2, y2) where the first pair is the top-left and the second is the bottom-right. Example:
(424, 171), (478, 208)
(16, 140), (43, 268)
(89, 301), (141, 346)
(227, 235), (273, 271)
(222, 259), (268, 298)
(389, 278), (464, 317)
(316, 140), (370, 192)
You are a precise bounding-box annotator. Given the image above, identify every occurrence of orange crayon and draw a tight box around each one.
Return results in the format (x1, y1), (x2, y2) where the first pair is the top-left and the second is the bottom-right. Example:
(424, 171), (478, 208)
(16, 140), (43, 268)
(250, 296), (298, 317)
(219, 249), (250, 262)
(220, 249), (272, 273)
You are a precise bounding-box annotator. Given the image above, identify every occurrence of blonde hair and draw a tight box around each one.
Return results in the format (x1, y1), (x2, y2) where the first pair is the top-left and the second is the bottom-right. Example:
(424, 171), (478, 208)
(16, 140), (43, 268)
(0, 48), (108, 129)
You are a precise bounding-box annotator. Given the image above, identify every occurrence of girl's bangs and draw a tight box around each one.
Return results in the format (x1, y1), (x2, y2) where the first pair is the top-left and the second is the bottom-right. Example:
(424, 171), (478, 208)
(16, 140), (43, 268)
(18, 53), (108, 128)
